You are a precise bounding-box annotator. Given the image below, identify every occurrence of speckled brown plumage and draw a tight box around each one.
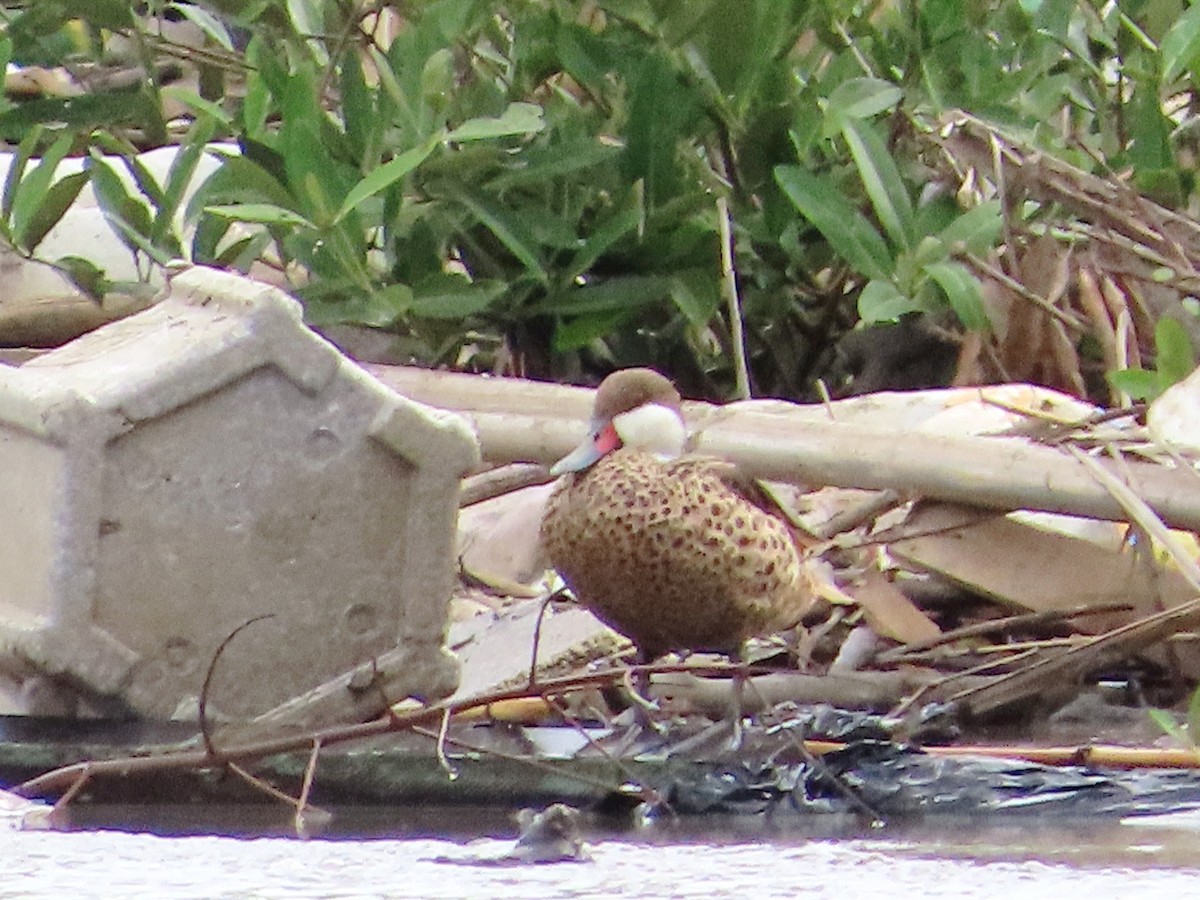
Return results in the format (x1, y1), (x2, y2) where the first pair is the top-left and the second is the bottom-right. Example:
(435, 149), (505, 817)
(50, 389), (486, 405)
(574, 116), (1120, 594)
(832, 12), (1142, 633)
(541, 448), (812, 661)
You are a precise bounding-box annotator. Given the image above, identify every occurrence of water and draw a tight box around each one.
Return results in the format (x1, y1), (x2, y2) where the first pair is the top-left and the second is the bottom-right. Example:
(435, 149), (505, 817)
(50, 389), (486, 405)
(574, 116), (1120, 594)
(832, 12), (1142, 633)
(3, 807), (1200, 900)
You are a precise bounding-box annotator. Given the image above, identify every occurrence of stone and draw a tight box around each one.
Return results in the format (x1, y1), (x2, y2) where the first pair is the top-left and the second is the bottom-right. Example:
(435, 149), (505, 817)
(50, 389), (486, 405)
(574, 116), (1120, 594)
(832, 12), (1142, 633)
(0, 267), (478, 719)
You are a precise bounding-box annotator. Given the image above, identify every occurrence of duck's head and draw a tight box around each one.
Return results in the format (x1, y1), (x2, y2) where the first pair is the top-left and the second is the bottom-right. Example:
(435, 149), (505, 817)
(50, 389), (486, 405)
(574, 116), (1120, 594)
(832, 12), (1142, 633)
(550, 368), (686, 475)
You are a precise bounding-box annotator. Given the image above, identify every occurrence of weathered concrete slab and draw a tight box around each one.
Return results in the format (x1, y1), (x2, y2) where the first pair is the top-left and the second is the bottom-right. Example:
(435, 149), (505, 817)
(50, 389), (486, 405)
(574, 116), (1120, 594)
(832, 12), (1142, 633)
(0, 266), (478, 719)
(449, 601), (626, 702)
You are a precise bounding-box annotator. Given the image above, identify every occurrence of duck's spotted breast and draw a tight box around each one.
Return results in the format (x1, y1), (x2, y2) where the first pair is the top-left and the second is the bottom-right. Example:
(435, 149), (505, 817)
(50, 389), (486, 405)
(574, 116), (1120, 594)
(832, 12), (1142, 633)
(541, 448), (811, 659)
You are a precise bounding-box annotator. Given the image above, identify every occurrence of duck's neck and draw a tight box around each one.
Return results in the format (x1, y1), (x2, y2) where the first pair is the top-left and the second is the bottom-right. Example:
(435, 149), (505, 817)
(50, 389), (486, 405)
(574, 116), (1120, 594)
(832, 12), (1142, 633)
(611, 403), (687, 459)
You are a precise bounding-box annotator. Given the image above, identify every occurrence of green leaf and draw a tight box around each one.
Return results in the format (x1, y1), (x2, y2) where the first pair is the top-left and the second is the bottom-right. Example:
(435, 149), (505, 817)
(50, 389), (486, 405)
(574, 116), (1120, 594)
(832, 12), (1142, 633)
(909, 234), (951, 270)
(858, 279), (918, 323)
(286, 0), (328, 64)
(553, 308), (633, 351)
(451, 189), (548, 284)
(840, 117), (915, 251)
(487, 139), (619, 191)
(0, 93), (156, 134)
(87, 155), (167, 264)
(565, 198), (641, 282)
(240, 42), (273, 139)
(167, 2), (235, 51)
(1162, 2), (1200, 83)
(334, 132), (443, 224)
(205, 203), (317, 228)
(669, 269), (720, 328)
(1148, 707), (1189, 746)
(623, 54), (700, 207)
(56, 255), (110, 299)
(924, 261), (991, 330)
(1187, 685), (1200, 748)
(1127, 81), (1173, 173)
(407, 276), (506, 319)
(304, 283), (411, 328)
(1155, 317), (1196, 386)
(278, 66), (350, 228)
(538, 275), (670, 315)
(156, 118), (218, 246)
(184, 153), (297, 224)
(937, 200), (1004, 254)
(341, 49), (377, 165)
(58, 0), (135, 30)
(17, 170), (88, 254)
(774, 165), (894, 280)
(113, 146), (167, 210)
(1108, 367), (1166, 402)
(2, 127), (42, 223)
(210, 231), (273, 271)
(447, 102), (546, 142)
(824, 77), (903, 128)
(420, 48), (456, 111)
(10, 132), (77, 245)
(159, 86), (234, 127)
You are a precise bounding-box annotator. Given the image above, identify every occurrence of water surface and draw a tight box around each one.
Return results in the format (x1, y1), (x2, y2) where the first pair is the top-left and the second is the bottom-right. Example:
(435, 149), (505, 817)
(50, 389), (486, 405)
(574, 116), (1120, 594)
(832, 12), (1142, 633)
(4, 807), (1200, 899)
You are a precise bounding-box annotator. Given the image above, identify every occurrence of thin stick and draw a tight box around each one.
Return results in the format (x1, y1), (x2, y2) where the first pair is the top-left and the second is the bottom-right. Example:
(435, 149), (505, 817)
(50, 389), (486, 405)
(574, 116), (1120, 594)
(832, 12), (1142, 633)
(874, 602), (1134, 664)
(718, 196), (751, 400)
(410, 723), (657, 802)
(460, 463), (552, 507)
(228, 763), (304, 806)
(889, 647), (1042, 719)
(13, 661), (824, 799)
(964, 252), (1084, 329)
(297, 740), (321, 810)
(435, 708), (457, 779)
(198, 614), (276, 760)
(293, 740), (331, 837)
(45, 767), (92, 826)
(528, 591), (564, 686)
(752, 685), (885, 826)
(1070, 445), (1200, 590)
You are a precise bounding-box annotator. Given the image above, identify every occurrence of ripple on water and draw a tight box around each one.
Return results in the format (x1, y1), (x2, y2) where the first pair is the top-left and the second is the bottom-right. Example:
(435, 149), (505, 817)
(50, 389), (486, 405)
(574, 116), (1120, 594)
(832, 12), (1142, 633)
(1, 827), (1199, 900)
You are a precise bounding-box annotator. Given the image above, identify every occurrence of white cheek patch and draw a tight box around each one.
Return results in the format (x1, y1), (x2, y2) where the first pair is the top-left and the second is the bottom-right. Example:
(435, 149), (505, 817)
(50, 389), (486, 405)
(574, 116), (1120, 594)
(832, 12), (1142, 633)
(612, 404), (687, 459)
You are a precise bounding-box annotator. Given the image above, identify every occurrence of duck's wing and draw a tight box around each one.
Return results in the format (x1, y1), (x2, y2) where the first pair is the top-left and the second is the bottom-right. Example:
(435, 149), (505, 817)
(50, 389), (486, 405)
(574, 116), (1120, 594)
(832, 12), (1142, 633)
(669, 455), (820, 549)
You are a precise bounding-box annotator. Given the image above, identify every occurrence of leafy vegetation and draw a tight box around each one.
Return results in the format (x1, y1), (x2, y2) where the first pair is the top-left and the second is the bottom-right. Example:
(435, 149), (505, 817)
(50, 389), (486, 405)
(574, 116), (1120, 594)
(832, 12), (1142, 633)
(3, 1), (1200, 398)
(1110, 317), (1196, 401)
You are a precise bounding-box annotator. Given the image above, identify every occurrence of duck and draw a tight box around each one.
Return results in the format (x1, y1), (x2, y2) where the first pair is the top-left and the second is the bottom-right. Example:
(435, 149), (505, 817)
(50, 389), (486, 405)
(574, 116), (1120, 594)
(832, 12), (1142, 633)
(540, 368), (816, 678)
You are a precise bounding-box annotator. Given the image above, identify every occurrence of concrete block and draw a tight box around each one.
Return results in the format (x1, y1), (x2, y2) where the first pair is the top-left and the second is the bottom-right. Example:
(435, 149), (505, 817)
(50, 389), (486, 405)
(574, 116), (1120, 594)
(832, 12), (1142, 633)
(0, 267), (479, 719)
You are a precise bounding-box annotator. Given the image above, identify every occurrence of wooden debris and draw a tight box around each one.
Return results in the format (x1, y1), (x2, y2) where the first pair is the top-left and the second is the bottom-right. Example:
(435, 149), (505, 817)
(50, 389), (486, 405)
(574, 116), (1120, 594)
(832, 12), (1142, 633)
(947, 596), (1200, 719)
(843, 569), (941, 646)
(884, 502), (1195, 634)
(369, 364), (1200, 532)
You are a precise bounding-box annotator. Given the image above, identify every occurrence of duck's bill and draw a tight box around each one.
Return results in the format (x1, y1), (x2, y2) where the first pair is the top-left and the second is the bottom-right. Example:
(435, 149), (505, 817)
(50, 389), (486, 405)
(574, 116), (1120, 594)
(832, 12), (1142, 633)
(550, 423), (620, 475)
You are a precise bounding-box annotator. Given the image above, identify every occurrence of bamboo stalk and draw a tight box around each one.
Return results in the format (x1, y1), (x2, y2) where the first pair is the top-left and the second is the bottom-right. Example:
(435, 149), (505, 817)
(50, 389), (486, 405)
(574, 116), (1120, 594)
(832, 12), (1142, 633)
(368, 364), (1200, 532)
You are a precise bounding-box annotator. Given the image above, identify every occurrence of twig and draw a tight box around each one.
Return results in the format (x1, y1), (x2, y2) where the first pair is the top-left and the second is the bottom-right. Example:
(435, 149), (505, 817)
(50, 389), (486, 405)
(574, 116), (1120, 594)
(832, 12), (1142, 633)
(198, 614), (276, 760)
(889, 647), (1042, 719)
(44, 766), (92, 827)
(717, 197), (751, 400)
(298, 740), (321, 810)
(1070, 445), (1200, 590)
(14, 661), (763, 798)
(228, 762), (306, 806)
(410, 722), (662, 803)
(874, 602), (1135, 665)
(435, 708), (458, 779)
(756, 692), (885, 826)
(964, 252), (1084, 329)
(460, 463), (553, 507)
(944, 597), (1200, 718)
(811, 489), (905, 540)
(528, 590), (566, 686)
(893, 637), (1083, 667)
(294, 740), (331, 837)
